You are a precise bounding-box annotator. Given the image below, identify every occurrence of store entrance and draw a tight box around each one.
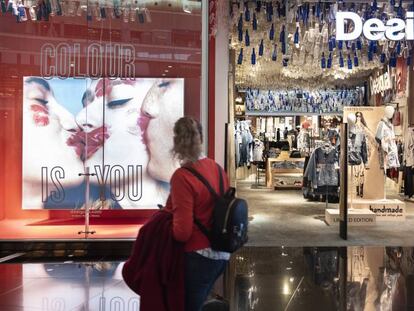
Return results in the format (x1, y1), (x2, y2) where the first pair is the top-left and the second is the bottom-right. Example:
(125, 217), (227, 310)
(233, 92), (350, 245)
(226, 0), (414, 246)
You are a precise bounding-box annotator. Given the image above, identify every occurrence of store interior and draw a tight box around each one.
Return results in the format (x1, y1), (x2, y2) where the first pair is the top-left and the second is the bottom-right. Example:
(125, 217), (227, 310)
(228, 0), (414, 245)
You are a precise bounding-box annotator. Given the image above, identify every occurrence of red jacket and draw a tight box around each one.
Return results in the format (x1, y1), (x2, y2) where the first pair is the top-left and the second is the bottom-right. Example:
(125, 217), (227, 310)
(165, 158), (229, 252)
(122, 210), (185, 311)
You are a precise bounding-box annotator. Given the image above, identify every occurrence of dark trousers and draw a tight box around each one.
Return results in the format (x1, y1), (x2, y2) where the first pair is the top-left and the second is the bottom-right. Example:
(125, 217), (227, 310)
(184, 252), (227, 311)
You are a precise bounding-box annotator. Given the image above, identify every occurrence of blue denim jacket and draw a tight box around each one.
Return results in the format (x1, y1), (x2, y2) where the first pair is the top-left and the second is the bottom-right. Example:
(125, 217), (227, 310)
(305, 146), (339, 188)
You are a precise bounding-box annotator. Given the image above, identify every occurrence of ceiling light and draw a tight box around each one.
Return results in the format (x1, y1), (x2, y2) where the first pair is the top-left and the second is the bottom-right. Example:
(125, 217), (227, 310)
(164, 70), (169, 73)
(168, 65), (173, 68)
(282, 283), (290, 295)
(162, 73), (166, 77)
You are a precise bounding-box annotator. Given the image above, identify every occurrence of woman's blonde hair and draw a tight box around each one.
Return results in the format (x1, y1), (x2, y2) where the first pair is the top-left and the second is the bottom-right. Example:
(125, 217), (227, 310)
(172, 117), (203, 164)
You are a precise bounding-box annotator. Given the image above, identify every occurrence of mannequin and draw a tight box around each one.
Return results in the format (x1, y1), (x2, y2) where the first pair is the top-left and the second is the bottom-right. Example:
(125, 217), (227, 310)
(297, 122), (310, 152)
(385, 105), (395, 120)
(375, 106), (400, 199)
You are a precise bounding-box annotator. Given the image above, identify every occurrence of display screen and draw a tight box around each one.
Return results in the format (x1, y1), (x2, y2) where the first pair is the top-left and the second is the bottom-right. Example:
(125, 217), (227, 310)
(22, 77), (184, 210)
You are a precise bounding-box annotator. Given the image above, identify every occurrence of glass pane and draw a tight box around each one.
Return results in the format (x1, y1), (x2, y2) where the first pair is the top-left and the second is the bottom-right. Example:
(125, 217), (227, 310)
(0, 0), (202, 238)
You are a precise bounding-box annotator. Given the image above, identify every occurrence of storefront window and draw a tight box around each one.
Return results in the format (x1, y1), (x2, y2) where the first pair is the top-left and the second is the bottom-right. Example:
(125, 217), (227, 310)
(0, 0), (203, 238)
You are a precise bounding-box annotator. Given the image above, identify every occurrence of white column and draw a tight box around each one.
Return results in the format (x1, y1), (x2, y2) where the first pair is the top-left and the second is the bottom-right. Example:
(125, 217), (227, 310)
(214, 1), (229, 166)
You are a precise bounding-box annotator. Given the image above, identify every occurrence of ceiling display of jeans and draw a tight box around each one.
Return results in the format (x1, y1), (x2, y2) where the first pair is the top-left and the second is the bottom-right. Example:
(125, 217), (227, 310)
(22, 77), (184, 210)
(229, 0), (413, 88)
(245, 87), (365, 114)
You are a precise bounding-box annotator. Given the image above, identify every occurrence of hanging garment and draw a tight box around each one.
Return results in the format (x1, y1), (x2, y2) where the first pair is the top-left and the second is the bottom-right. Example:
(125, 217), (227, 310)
(248, 131), (254, 163)
(404, 167), (414, 198)
(375, 118), (400, 169)
(122, 210), (184, 311)
(327, 128), (340, 147)
(404, 127), (414, 168)
(238, 122), (254, 166)
(253, 139), (264, 162)
(297, 130), (310, 151)
(348, 126), (368, 166)
(235, 129), (241, 167)
(304, 145), (339, 188)
(392, 108), (401, 126)
(239, 130), (249, 166)
(315, 146), (339, 187)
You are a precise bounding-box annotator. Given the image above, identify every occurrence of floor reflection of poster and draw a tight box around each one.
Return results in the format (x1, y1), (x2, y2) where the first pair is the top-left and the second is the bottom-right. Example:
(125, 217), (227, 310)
(22, 262), (139, 310)
(347, 247), (414, 311)
(22, 77), (184, 210)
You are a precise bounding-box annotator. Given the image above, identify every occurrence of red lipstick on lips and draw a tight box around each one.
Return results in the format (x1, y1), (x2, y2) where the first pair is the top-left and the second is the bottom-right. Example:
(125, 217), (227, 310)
(138, 114), (150, 146)
(67, 126), (110, 161)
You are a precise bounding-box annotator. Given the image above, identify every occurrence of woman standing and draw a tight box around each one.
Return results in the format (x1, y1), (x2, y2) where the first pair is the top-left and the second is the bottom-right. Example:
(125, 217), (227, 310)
(165, 116), (230, 311)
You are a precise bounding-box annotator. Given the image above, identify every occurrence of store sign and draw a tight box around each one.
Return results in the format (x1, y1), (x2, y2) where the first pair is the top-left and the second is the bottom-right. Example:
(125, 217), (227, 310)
(368, 203), (406, 221)
(325, 209), (376, 226)
(40, 43), (136, 79)
(370, 71), (393, 96)
(351, 199), (406, 221)
(336, 12), (414, 41)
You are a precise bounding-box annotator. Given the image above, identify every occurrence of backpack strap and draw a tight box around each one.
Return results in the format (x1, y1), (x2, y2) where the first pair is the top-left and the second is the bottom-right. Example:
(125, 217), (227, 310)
(182, 166), (219, 198)
(216, 164), (224, 196)
(182, 165), (224, 241)
(193, 218), (211, 240)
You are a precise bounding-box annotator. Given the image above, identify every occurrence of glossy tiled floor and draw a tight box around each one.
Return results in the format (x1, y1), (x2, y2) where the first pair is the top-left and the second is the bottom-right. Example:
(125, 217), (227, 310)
(238, 179), (414, 246)
(0, 261), (139, 311)
(1, 247), (413, 311)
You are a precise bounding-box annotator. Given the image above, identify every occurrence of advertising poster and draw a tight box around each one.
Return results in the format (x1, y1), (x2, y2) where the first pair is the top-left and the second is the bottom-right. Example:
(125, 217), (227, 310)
(22, 77), (184, 210)
(343, 106), (385, 200)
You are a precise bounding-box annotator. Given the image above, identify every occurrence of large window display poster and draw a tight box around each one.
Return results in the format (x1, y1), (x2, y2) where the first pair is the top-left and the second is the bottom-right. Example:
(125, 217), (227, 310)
(23, 77), (184, 210)
(343, 106), (385, 200)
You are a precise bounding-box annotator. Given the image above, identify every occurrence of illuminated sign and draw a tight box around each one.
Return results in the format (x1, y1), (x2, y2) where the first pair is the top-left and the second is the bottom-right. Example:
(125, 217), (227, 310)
(336, 11), (414, 41)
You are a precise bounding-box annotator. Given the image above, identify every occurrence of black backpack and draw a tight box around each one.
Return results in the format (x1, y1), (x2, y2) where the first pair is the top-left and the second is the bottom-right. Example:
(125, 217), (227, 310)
(183, 164), (248, 253)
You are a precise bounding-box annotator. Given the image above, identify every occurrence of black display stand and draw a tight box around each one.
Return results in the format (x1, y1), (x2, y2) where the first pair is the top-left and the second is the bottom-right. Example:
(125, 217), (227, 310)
(339, 123), (348, 240)
(338, 247), (348, 311)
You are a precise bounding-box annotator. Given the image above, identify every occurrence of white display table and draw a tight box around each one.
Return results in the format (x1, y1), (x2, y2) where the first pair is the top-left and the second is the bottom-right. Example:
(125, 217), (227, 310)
(350, 198), (406, 221)
(325, 208), (376, 226)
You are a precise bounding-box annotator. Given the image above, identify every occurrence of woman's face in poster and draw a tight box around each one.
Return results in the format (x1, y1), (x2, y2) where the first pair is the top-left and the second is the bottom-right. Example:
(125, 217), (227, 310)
(75, 79), (153, 169)
(141, 79), (183, 182)
(23, 77), (83, 185)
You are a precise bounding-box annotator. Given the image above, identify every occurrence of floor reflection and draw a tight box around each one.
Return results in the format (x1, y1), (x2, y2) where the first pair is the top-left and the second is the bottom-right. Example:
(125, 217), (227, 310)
(229, 247), (414, 311)
(346, 247), (414, 311)
(228, 247), (340, 311)
(0, 247), (413, 311)
(0, 261), (139, 311)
